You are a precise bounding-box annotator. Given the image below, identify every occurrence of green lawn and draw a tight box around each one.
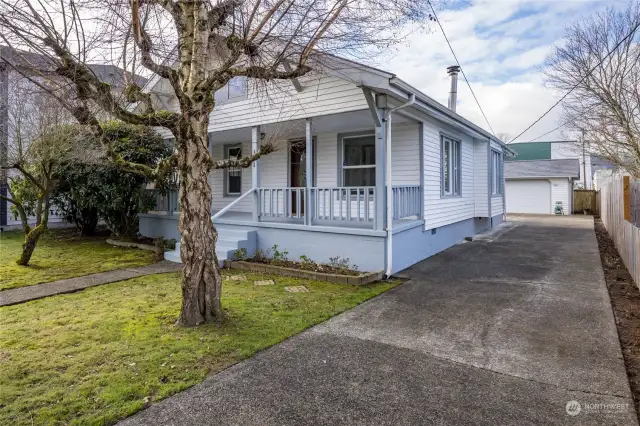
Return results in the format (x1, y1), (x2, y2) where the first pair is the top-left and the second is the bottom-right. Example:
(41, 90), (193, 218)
(0, 271), (398, 425)
(0, 229), (155, 290)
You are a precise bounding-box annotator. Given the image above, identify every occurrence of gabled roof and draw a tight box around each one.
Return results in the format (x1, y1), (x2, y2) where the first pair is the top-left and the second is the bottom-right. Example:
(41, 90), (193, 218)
(505, 159), (580, 179)
(137, 47), (516, 155)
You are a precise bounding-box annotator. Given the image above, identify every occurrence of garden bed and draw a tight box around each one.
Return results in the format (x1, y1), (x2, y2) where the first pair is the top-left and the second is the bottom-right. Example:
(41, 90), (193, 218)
(224, 260), (383, 285)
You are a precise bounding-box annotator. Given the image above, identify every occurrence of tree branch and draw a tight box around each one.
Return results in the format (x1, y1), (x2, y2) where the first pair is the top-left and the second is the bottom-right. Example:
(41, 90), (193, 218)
(211, 141), (276, 169)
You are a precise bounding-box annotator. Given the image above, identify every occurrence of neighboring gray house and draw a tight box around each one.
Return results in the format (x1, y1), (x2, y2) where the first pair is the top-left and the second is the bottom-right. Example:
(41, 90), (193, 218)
(138, 59), (515, 275)
(0, 47), (146, 227)
(505, 159), (579, 215)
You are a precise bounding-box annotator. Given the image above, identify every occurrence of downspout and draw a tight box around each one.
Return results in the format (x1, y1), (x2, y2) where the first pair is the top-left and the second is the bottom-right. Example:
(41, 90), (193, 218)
(385, 93), (416, 278)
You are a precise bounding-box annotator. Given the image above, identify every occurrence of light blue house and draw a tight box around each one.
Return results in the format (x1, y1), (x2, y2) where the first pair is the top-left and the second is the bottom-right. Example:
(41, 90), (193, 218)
(138, 60), (513, 275)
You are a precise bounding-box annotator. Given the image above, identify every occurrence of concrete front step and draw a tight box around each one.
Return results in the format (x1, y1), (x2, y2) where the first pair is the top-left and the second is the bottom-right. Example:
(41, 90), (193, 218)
(164, 226), (257, 266)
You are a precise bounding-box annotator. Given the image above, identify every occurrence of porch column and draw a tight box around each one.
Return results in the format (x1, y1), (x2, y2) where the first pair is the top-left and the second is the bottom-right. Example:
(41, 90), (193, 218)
(252, 125), (261, 222)
(375, 111), (387, 231)
(305, 118), (314, 225)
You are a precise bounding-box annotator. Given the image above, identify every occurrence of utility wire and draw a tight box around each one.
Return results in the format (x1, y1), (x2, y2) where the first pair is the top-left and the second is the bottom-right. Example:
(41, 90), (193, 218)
(509, 19), (640, 143)
(526, 119), (572, 142)
(427, 1), (495, 135)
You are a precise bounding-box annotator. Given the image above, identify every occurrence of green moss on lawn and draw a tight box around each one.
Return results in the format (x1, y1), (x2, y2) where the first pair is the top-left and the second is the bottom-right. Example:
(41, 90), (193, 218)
(0, 230), (155, 290)
(0, 271), (399, 425)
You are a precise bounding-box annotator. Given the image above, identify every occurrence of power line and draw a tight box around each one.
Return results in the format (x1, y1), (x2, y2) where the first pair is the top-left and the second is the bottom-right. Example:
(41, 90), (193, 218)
(427, 1), (495, 135)
(509, 19), (640, 143)
(526, 119), (572, 142)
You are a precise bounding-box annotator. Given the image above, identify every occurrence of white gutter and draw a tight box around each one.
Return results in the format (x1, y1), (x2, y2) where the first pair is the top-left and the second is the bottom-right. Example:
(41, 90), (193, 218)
(385, 93), (416, 278)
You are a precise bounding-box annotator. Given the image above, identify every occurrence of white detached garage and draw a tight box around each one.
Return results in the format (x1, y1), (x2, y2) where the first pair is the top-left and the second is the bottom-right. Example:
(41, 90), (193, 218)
(505, 159), (579, 215)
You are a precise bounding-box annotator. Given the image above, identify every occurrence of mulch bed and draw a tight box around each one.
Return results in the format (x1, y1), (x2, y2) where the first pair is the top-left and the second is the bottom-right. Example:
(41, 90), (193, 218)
(595, 218), (640, 418)
(246, 259), (360, 276)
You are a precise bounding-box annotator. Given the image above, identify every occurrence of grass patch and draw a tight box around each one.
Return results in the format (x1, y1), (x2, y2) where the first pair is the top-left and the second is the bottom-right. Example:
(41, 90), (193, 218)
(0, 229), (155, 291)
(0, 271), (399, 425)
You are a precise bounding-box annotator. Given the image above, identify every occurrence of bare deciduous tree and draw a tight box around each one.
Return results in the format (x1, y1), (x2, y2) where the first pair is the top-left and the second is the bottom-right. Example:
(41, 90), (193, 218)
(545, 2), (640, 178)
(0, 0), (432, 325)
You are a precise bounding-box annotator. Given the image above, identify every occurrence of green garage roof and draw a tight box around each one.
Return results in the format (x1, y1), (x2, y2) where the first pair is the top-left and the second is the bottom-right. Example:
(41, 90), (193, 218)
(506, 142), (551, 161)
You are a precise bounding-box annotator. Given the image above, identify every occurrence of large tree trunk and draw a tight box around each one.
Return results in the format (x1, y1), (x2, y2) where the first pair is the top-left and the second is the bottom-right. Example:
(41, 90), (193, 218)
(177, 116), (223, 326)
(17, 225), (46, 266)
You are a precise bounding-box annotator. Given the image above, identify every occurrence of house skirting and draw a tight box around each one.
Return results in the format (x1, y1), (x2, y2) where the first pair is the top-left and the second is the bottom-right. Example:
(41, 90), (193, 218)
(139, 214), (502, 275)
(138, 213), (181, 241)
(392, 217), (491, 273)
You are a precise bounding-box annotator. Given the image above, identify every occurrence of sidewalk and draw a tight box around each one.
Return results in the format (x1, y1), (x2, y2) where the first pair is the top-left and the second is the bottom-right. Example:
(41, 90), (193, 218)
(0, 261), (182, 306)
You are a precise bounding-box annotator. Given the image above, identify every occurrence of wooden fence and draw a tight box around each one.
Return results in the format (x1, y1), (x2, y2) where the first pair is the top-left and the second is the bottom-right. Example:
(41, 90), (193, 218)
(574, 189), (598, 215)
(599, 174), (640, 287)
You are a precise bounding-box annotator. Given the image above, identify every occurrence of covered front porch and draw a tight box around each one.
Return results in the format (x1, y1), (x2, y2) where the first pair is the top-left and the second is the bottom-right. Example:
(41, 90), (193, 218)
(141, 101), (425, 271)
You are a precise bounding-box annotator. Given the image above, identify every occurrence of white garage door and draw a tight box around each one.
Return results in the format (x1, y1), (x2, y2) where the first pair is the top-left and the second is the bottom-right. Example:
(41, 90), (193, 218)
(506, 180), (551, 214)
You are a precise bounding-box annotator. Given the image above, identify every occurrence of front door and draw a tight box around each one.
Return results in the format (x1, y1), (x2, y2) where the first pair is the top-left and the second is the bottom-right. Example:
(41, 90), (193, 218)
(290, 140), (306, 215)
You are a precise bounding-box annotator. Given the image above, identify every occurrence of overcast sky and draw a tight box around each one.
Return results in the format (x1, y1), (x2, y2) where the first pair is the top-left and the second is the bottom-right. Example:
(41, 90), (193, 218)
(380, 0), (630, 143)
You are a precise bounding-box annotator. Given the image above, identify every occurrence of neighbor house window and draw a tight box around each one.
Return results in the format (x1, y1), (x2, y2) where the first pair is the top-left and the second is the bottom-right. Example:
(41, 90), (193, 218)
(214, 76), (247, 104)
(441, 135), (461, 196)
(491, 149), (503, 195)
(225, 145), (242, 196)
(342, 134), (376, 186)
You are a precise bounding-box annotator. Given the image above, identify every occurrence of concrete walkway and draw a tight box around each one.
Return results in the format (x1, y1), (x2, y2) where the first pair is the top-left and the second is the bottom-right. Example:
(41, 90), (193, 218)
(119, 216), (637, 426)
(0, 261), (181, 306)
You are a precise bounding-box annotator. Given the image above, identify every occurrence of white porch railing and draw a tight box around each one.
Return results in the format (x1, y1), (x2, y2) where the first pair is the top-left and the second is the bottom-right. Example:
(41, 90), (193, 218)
(148, 189), (180, 215)
(258, 187), (306, 219)
(312, 187), (376, 223)
(392, 185), (421, 219)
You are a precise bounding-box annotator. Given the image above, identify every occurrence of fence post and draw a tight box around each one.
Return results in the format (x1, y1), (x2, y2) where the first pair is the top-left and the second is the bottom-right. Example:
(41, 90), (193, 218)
(624, 176), (631, 222)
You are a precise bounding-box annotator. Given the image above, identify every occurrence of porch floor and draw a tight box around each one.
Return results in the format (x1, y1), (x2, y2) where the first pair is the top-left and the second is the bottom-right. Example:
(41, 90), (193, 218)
(144, 210), (423, 234)
(213, 211), (421, 230)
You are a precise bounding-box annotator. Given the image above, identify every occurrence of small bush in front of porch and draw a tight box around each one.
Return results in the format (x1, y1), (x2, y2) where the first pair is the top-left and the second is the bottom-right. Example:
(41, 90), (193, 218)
(236, 245), (360, 276)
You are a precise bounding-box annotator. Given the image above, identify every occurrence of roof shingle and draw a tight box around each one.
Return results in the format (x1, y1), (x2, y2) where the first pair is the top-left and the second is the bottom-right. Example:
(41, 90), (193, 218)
(505, 159), (580, 179)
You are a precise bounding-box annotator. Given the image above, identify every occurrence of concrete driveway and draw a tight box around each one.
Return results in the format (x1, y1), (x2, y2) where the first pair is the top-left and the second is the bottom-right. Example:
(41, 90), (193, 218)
(120, 215), (637, 425)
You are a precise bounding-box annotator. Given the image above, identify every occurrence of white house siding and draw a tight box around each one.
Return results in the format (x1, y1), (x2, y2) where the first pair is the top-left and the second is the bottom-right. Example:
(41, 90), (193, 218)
(473, 140), (489, 217)
(423, 118), (475, 230)
(550, 178), (572, 215)
(491, 195), (504, 216)
(390, 123), (421, 185)
(151, 73), (369, 134)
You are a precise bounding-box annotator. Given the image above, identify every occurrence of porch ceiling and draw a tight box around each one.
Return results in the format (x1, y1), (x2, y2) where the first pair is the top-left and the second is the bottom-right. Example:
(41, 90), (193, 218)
(208, 109), (417, 145)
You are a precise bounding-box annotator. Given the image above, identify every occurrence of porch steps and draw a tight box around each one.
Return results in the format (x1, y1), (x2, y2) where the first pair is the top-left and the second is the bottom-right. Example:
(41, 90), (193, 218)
(163, 225), (257, 267)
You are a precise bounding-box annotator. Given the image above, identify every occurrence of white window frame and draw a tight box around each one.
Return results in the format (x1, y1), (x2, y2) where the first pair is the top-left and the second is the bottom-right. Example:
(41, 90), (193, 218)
(491, 149), (503, 196)
(441, 135), (461, 197)
(341, 132), (376, 187)
(224, 144), (242, 196)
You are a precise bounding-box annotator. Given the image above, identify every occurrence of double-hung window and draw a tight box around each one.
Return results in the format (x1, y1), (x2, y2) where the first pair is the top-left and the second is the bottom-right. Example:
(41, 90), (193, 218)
(491, 149), (503, 195)
(214, 76), (247, 104)
(441, 135), (461, 196)
(225, 145), (242, 196)
(342, 134), (376, 186)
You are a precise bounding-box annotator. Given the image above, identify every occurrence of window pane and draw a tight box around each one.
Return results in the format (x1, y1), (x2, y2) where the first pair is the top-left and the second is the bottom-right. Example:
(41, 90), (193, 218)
(214, 86), (228, 103)
(228, 174), (242, 194)
(443, 140), (450, 193)
(226, 146), (242, 194)
(344, 136), (375, 166)
(344, 167), (375, 186)
(228, 77), (247, 99)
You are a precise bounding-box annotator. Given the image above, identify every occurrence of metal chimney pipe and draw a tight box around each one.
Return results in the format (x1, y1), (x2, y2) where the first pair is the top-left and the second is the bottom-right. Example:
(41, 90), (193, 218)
(447, 65), (461, 112)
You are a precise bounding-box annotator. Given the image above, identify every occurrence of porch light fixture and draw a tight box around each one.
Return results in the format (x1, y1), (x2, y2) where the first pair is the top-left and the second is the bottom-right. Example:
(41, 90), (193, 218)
(260, 132), (266, 140)
(375, 93), (388, 109)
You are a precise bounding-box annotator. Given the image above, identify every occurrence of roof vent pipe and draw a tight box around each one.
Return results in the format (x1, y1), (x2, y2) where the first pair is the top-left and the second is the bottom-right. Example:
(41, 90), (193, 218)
(447, 65), (461, 112)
